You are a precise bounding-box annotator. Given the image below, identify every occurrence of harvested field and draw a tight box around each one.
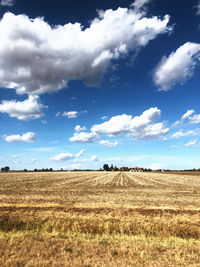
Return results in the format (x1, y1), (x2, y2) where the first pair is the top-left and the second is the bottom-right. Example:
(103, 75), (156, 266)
(0, 171), (200, 266)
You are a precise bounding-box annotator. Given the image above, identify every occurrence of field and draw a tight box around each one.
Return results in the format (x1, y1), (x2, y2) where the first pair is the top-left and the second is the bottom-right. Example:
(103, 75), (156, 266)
(0, 171), (200, 266)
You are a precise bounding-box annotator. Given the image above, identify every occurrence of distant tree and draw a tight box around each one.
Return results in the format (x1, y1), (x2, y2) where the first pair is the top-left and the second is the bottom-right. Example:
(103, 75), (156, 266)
(110, 164), (114, 171)
(1, 166), (9, 172)
(24, 169), (28, 172)
(103, 164), (109, 171)
(114, 166), (119, 171)
(49, 168), (53, 172)
(34, 169), (38, 172)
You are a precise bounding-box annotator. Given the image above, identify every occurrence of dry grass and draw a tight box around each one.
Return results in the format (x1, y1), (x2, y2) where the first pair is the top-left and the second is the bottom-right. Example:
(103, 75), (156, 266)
(0, 171), (200, 266)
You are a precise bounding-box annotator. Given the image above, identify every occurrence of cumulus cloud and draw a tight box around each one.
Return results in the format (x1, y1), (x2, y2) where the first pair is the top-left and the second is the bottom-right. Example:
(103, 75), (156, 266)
(153, 42), (200, 91)
(171, 130), (197, 138)
(0, 7), (171, 95)
(69, 132), (99, 143)
(50, 149), (85, 161)
(75, 125), (87, 132)
(99, 140), (119, 147)
(91, 107), (169, 140)
(0, 95), (44, 120)
(63, 111), (78, 118)
(70, 107), (169, 142)
(184, 139), (198, 147)
(4, 132), (35, 142)
(0, 0), (15, 7)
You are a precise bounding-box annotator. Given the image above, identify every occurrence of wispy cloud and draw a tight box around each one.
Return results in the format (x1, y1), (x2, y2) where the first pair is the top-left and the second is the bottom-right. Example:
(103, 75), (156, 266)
(0, 0), (15, 7)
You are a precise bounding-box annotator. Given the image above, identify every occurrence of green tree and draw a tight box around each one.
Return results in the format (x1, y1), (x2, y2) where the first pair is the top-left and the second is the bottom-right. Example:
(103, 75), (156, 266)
(103, 164), (109, 171)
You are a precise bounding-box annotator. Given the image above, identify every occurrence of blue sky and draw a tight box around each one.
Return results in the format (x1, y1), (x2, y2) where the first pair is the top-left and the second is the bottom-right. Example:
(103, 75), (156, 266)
(1, 0), (200, 170)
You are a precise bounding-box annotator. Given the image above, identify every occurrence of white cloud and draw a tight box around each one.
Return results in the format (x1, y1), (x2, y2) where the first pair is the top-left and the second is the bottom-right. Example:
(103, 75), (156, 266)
(69, 132), (99, 143)
(0, 7), (171, 95)
(63, 111), (78, 118)
(182, 110), (195, 120)
(189, 114), (200, 124)
(50, 152), (74, 161)
(173, 109), (195, 126)
(91, 107), (169, 140)
(171, 130), (197, 138)
(131, 0), (150, 10)
(75, 125), (87, 132)
(153, 42), (200, 91)
(0, 0), (15, 7)
(99, 140), (119, 147)
(101, 116), (108, 120)
(76, 149), (86, 158)
(91, 155), (99, 162)
(196, 1), (200, 15)
(184, 139), (198, 147)
(0, 95), (44, 120)
(50, 149), (85, 161)
(4, 132), (35, 143)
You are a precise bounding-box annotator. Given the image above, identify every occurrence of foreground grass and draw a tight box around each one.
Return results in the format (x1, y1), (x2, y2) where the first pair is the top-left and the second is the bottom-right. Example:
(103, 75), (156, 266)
(0, 171), (200, 266)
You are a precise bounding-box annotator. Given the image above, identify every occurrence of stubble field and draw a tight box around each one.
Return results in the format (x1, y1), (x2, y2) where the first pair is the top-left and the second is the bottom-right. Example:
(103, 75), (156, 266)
(0, 171), (200, 266)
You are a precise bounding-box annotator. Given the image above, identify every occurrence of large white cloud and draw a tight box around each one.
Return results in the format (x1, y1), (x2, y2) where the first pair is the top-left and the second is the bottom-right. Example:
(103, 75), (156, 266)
(153, 42), (200, 91)
(0, 95), (44, 120)
(4, 132), (35, 142)
(70, 107), (169, 142)
(91, 107), (169, 140)
(0, 6), (171, 95)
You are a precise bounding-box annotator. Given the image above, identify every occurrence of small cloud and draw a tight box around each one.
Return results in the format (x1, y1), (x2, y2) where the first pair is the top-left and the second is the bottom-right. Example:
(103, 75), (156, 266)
(101, 115), (108, 120)
(69, 132), (99, 143)
(0, 95), (45, 121)
(50, 152), (74, 161)
(0, 0), (15, 7)
(184, 139), (198, 147)
(41, 120), (47, 124)
(171, 130), (197, 138)
(4, 132), (35, 143)
(63, 111), (78, 118)
(189, 114), (200, 124)
(99, 140), (119, 148)
(76, 149), (86, 158)
(173, 110), (195, 126)
(75, 125), (87, 132)
(91, 155), (99, 162)
(56, 112), (61, 117)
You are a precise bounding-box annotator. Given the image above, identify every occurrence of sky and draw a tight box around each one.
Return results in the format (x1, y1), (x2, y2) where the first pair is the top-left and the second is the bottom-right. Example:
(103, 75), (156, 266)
(1, 0), (200, 170)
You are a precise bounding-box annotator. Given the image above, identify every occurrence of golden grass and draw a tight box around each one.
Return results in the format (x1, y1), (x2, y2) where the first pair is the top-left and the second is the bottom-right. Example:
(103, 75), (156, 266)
(0, 171), (200, 266)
